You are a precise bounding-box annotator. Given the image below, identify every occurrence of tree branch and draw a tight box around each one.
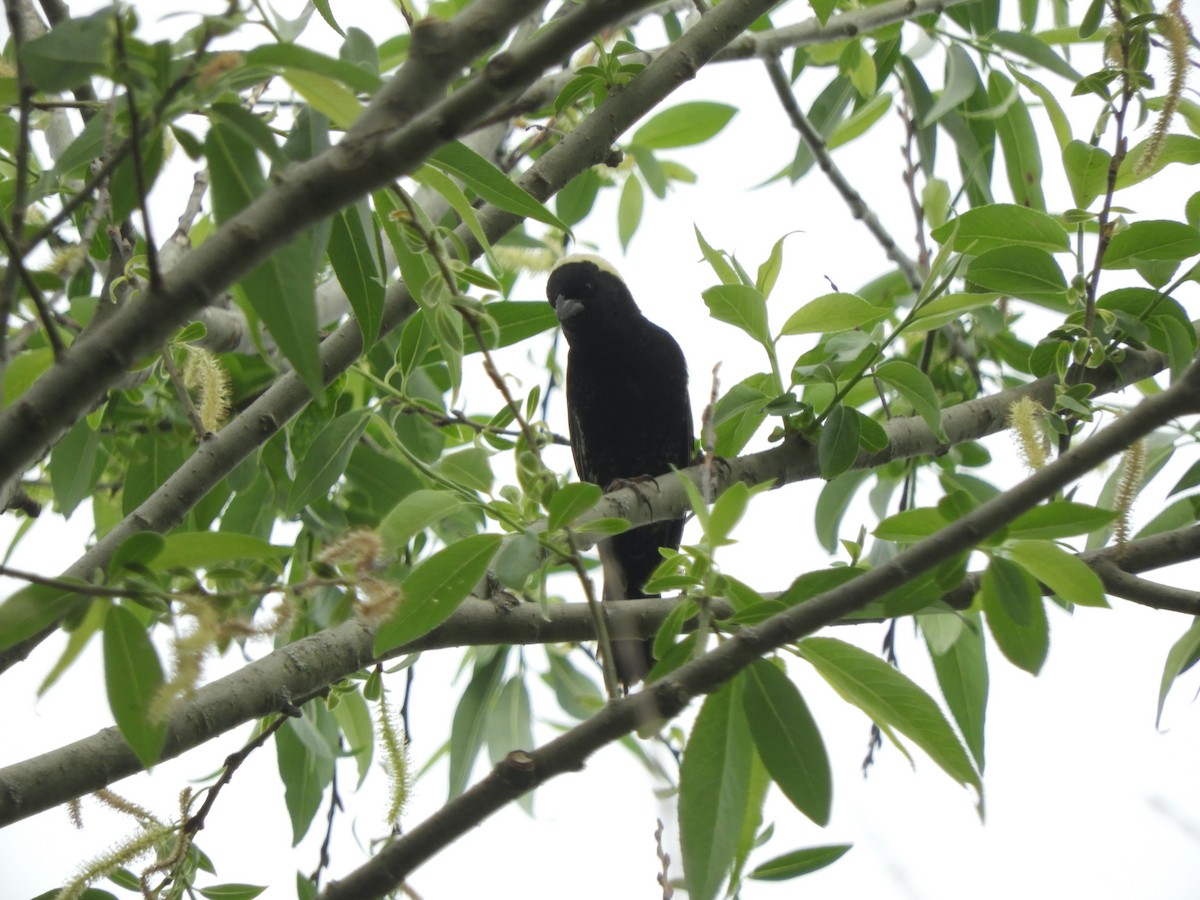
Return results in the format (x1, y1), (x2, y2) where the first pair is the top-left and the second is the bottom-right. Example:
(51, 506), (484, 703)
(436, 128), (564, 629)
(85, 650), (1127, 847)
(317, 354), (1200, 900)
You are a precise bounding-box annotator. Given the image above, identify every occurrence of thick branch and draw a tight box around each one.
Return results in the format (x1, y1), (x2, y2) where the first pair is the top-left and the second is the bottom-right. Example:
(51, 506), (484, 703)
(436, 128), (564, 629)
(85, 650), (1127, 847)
(0, 0), (653, 483)
(318, 353), (1200, 900)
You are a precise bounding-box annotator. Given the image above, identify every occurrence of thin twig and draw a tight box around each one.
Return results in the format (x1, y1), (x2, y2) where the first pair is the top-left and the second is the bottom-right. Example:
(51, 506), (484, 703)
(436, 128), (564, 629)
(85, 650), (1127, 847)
(762, 53), (923, 292)
(0, 219), (67, 358)
(161, 345), (210, 440)
(565, 526), (621, 700)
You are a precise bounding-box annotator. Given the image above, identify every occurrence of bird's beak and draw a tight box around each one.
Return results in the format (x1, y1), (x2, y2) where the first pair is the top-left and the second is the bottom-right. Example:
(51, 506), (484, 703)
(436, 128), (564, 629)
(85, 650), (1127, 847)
(554, 294), (584, 323)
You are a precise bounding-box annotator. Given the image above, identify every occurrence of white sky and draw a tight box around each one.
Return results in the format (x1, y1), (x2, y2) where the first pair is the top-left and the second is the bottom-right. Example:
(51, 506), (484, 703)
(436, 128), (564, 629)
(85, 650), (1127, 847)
(3, 1), (1200, 898)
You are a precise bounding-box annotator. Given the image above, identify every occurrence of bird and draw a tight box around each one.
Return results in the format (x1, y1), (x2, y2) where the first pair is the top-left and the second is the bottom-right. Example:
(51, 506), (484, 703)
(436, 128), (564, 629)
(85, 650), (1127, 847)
(546, 254), (693, 690)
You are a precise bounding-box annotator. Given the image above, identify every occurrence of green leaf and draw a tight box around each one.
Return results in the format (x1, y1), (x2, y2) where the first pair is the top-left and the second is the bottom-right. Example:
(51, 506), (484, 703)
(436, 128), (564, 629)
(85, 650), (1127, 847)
(486, 676), (534, 814)
(1156, 617), (1200, 727)
(1063, 140), (1113, 209)
(412, 163), (494, 258)
(702, 284), (771, 345)
(547, 482), (603, 532)
(379, 490), (468, 552)
(245, 43), (381, 94)
(743, 660), (832, 825)
(1103, 220), (1200, 269)
(1002, 539), (1107, 607)
(798, 637), (981, 797)
(966, 246), (1067, 305)
(618, 175), (643, 251)
(930, 204), (1069, 253)
(749, 844), (853, 881)
(989, 72), (1045, 211)
(49, 419), (102, 518)
(1116, 135), (1200, 190)
(779, 292), (888, 335)
(818, 403), (861, 479)
(206, 122), (321, 397)
(0, 583), (82, 652)
(695, 226), (739, 285)
(374, 533), (503, 654)
(707, 482), (762, 546)
(330, 688), (373, 788)
(756, 232), (798, 299)
(2, 347), (53, 407)
(909, 292), (1003, 330)
(103, 605), (167, 768)
(990, 31), (1082, 82)
(556, 168), (602, 227)
(632, 102), (737, 149)
(276, 708), (335, 844)
(875, 360), (944, 440)
(926, 616), (987, 770)
(286, 411), (371, 516)
(151, 532), (290, 571)
(1009, 67), (1072, 151)
(922, 45), (980, 126)
(434, 446), (493, 494)
(981, 556), (1048, 674)
(679, 678), (754, 900)
(429, 142), (568, 233)
(197, 885), (268, 900)
(283, 69), (363, 128)
(449, 648), (508, 797)
(1007, 502), (1117, 539)
(18, 8), (113, 92)
(827, 92), (893, 150)
(329, 204), (385, 346)
(874, 506), (949, 542)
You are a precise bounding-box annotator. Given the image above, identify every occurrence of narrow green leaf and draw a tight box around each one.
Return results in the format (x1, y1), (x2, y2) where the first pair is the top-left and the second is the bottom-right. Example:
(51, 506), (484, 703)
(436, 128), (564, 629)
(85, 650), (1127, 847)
(991, 31), (1082, 82)
(206, 122), (321, 397)
(875, 360), (944, 440)
(874, 506), (949, 542)
(329, 204), (385, 346)
(449, 648), (508, 797)
(743, 660), (832, 825)
(547, 482), (603, 532)
(412, 163), (493, 258)
(695, 226), (739, 285)
(433, 446), (493, 494)
(374, 533), (503, 654)
(703, 284), (771, 345)
(486, 676), (534, 813)
(198, 885), (268, 900)
(755, 232), (799, 299)
(49, 419), (102, 518)
(1003, 539), (1107, 606)
(0, 583), (82, 652)
(151, 532), (290, 571)
(1156, 617), (1200, 727)
(679, 678), (754, 900)
(1116, 135), (1200, 189)
(1009, 67), (1072, 151)
(330, 688), (373, 788)
(909, 292), (1003, 330)
(283, 69), (363, 128)
(922, 45), (980, 127)
(286, 411), (371, 516)
(989, 72), (1045, 211)
(827, 92), (893, 150)
(799, 637), (981, 797)
(981, 557), (1049, 674)
(379, 490), (467, 552)
(275, 709), (335, 844)
(618, 175), (643, 251)
(245, 44), (380, 93)
(779, 292), (888, 335)
(749, 844), (853, 881)
(1007, 502), (1117, 539)
(430, 142), (569, 233)
(926, 616), (987, 770)
(632, 102), (737, 149)
(818, 404), (861, 479)
(103, 605), (167, 768)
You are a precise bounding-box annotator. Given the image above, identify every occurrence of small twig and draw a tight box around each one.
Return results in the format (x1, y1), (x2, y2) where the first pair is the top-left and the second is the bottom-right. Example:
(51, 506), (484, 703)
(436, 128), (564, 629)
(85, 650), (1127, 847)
(700, 363), (721, 505)
(897, 87), (931, 274)
(392, 401), (570, 445)
(161, 344), (210, 440)
(114, 15), (163, 291)
(0, 219), (67, 358)
(565, 526), (621, 700)
(0, 0), (36, 368)
(762, 54), (923, 292)
(655, 818), (675, 898)
(183, 707), (300, 838)
(309, 760), (343, 887)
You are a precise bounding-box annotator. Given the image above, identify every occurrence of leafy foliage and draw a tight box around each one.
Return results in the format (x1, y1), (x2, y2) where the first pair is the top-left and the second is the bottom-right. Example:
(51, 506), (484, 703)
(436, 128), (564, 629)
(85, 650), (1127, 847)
(1, 0), (1199, 897)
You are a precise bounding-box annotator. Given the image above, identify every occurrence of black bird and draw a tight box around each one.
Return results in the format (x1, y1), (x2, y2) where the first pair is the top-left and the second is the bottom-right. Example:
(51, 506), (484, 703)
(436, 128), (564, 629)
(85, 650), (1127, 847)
(546, 254), (693, 689)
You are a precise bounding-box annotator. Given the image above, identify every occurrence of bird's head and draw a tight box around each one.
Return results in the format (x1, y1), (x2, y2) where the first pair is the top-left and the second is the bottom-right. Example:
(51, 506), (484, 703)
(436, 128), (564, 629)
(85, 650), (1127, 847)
(546, 254), (642, 341)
